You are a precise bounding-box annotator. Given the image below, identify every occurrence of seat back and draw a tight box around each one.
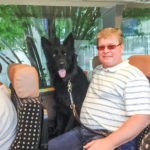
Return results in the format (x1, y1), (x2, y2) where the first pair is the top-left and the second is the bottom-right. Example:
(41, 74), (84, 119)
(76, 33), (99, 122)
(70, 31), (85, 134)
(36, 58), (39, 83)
(128, 55), (150, 78)
(8, 64), (43, 150)
(128, 55), (150, 150)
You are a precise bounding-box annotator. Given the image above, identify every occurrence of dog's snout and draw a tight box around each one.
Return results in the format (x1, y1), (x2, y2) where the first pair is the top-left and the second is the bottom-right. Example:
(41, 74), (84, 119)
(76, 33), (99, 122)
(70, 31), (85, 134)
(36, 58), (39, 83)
(57, 59), (66, 69)
(58, 59), (65, 65)
(60, 61), (65, 65)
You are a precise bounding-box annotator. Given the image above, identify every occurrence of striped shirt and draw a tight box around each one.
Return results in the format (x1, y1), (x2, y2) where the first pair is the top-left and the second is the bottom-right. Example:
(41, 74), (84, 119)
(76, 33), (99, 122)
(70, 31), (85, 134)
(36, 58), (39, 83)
(80, 60), (150, 132)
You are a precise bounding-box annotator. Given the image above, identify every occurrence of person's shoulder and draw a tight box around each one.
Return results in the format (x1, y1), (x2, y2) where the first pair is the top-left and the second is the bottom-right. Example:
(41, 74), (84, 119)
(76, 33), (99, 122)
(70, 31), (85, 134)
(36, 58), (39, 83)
(87, 71), (93, 81)
(0, 84), (11, 98)
(91, 65), (102, 75)
(87, 65), (102, 81)
(127, 63), (144, 73)
(125, 63), (148, 80)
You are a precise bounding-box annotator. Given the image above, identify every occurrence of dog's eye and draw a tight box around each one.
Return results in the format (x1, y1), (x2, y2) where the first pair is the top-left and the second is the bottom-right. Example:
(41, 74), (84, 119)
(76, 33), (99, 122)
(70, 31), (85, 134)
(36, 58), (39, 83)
(63, 52), (67, 56)
(53, 53), (56, 57)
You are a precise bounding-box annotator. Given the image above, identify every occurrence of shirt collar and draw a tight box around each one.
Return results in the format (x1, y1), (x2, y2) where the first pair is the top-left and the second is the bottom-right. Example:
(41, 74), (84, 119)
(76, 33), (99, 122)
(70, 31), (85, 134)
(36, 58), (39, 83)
(98, 60), (129, 72)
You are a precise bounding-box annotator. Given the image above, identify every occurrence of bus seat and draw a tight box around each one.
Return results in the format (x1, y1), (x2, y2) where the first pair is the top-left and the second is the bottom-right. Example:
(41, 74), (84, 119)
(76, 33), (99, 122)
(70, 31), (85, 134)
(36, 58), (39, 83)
(8, 63), (43, 150)
(92, 56), (101, 69)
(128, 55), (150, 150)
(129, 55), (150, 78)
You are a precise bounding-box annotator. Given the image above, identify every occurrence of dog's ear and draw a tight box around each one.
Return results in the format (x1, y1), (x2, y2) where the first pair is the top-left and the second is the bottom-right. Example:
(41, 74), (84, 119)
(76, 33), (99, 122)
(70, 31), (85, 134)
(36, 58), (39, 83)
(41, 37), (52, 51)
(54, 37), (60, 45)
(63, 33), (74, 49)
(41, 37), (54, 60)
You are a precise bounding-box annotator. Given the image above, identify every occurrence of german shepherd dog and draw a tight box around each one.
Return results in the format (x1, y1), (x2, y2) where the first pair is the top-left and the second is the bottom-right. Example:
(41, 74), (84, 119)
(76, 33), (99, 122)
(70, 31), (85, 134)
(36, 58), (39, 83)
(41, 33), (89, 136)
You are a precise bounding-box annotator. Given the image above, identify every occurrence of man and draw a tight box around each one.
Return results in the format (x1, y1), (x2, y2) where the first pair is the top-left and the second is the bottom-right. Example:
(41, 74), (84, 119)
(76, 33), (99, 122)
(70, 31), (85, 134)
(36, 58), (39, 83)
(48, 28), (150, 150)
(0, 63), (17, 150)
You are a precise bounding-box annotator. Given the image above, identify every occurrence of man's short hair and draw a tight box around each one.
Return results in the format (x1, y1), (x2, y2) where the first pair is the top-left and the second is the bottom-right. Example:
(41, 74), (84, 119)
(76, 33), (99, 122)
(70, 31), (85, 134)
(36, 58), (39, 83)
(97, 27), (124, 44)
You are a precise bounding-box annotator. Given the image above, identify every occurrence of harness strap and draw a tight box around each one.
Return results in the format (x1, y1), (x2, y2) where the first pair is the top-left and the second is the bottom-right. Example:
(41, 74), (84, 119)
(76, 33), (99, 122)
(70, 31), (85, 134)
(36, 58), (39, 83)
(67, 80), (109, 137)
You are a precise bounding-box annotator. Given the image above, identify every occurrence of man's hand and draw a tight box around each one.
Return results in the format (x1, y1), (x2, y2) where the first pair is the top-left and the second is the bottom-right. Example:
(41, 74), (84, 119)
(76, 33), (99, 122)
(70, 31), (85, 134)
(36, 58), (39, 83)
(83, 138), (114, 150)
(83, 115), (150, 150)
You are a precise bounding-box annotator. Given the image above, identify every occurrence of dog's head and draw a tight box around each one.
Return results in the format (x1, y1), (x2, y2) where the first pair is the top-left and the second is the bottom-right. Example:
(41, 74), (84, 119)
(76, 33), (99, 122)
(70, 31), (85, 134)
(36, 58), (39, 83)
(41, 33), (77, 78)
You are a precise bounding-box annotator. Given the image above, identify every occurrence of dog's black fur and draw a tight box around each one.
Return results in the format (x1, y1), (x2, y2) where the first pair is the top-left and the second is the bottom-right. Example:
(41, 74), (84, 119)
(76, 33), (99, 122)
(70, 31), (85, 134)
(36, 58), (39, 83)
(41, 33), (89, 136)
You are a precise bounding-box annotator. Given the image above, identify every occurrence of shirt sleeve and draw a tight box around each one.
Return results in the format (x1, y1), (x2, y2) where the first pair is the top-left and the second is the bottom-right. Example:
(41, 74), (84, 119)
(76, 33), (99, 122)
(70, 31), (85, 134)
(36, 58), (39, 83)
(124, 70), (150, 116)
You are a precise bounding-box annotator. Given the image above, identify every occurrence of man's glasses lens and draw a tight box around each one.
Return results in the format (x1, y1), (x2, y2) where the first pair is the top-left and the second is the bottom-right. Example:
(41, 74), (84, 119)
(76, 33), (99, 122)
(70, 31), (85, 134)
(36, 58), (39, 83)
(97, 44), (120, 51)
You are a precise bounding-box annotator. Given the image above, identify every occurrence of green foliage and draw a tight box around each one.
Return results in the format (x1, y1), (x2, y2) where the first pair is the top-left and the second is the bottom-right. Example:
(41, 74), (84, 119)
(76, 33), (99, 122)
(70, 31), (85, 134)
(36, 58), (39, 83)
(122, 8), (150, 36)
(123, 8), (150, 18)
(0, 5), (31, 50)
(54, 7), (101, 44)
(55, 18), (72, 40)
(71, 7), (101, 42)
(0, 5), (101, 87)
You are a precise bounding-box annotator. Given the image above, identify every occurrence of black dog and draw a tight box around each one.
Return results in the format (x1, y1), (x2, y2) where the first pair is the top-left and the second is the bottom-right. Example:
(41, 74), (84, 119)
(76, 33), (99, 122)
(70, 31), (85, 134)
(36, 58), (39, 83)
(41, 33), (89, 136)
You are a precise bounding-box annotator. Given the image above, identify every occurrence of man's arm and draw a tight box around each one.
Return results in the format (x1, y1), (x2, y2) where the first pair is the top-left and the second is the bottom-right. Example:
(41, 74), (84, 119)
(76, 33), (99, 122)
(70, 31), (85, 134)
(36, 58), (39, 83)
(83, 114), (150, 150)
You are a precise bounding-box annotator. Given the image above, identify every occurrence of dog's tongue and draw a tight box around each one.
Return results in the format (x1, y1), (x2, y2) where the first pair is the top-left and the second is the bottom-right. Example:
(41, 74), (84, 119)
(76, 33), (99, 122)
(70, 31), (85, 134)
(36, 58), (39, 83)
(58, 69), (66, 78)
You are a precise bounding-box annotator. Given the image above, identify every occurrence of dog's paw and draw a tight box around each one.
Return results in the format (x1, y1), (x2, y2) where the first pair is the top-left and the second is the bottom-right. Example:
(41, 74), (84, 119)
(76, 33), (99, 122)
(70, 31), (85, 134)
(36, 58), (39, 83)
(53, 127), (64, 136)
(48, 127), (57, 139)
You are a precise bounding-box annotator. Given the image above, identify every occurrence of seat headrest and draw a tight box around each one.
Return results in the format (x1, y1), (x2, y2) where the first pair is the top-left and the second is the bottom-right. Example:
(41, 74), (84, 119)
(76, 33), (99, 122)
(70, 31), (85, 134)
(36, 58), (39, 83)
(128, 55), (150, 77)
(92, 56), (101, 69)
(8, 64), (39, 98)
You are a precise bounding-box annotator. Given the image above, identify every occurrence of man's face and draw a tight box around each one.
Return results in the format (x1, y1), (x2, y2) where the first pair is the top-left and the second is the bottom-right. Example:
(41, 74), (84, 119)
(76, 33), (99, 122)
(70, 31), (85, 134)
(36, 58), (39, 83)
(97, 36), (124, 68)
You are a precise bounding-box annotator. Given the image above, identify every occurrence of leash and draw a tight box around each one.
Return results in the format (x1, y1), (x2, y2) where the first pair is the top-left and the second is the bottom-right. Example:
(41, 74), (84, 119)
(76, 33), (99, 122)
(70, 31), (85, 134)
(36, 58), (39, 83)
(67, 80), (109, 137)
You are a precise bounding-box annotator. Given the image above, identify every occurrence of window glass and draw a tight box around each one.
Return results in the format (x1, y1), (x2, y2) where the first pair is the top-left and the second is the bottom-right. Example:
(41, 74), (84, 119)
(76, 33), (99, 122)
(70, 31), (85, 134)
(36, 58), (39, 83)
(0, 5), (101, 87)
(0, 5), (149, 88)
(122, 8), (150, 59)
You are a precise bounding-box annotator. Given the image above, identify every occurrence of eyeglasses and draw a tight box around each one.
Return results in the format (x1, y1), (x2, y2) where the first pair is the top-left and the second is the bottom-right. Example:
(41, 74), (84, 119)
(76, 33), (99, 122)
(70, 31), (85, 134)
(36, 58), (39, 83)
(97, 44), (121, 51)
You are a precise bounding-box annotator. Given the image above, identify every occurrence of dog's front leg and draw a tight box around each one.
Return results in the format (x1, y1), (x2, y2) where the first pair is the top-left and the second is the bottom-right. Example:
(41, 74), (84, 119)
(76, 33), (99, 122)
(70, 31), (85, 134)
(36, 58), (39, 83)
(55, 113), (66, 135)
(64, 114), (78, 132)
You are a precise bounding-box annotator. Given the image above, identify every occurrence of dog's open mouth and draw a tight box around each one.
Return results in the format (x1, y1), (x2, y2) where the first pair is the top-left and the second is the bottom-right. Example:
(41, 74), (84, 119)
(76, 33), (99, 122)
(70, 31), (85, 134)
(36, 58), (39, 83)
(58, 69), (66, 78)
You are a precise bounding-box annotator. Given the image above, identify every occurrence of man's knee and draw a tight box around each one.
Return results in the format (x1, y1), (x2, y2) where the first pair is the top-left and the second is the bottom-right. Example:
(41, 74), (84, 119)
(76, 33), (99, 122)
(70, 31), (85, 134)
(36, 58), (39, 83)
(48, 139), (58, 150)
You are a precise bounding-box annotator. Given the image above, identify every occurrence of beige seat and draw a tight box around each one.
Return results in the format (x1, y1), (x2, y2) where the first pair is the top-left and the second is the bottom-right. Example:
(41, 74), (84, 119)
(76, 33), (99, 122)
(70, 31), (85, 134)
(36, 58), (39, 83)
(128, 55), (150, 150)
(128, 55), (150, 78)
(8, 63), (43, 150)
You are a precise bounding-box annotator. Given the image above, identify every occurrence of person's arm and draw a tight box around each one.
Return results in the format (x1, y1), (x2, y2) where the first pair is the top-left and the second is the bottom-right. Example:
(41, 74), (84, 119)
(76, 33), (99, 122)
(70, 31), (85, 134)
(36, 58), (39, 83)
(83, 114), (150, 150)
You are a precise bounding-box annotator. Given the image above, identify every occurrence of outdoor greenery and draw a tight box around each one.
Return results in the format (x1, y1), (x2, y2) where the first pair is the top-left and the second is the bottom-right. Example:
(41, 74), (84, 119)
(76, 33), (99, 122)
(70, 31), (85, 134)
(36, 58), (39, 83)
(0, 5), (150, 87)
(122, 8), (150, 36)
(0, 6), (31, 48)
(0, 5), (101, 87)
(123, 8), (150, 18)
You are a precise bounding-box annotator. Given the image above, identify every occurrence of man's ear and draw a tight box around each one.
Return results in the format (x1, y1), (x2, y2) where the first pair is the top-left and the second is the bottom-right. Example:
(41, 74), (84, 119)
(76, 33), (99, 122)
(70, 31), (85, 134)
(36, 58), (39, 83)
(120, 44), (124, 54)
